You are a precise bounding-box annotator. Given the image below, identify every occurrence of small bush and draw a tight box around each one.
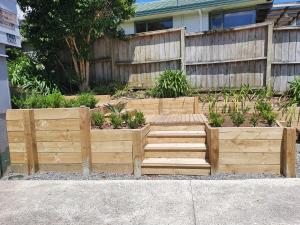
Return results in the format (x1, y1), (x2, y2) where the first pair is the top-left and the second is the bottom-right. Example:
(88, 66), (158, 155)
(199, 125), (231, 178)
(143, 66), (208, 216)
(105, 102), (127, 114)
(121, 111), (131, 123)
(261, 110), (277, 126)
(152, 70), (190, 98)
(135, 111), (146, 126)
(128, 117), (139, 129)
(209, 112), (224, 127)
(22, 94), (46, 108)
(109, 113), (123, 129)
(249, 113), (260, 127)
(91, 111), (105, 128)
(74, 93), (98, 108)
(230, 111), (245, 127)
(44, 92), (66, 108)
(255, 101), (272, 114)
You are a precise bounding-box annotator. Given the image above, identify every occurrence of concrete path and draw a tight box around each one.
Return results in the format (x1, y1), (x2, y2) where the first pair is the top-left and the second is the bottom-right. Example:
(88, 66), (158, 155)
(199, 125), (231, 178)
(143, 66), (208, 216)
(0, 179), (300, 225)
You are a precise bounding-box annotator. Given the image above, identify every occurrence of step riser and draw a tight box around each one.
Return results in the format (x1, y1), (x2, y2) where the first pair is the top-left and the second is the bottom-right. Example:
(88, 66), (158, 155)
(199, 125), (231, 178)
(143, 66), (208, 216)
(147, 137), (206, 144)
(150, 125), (205, 131)
(142, 168), (211, 176)
(145, 151), (207, 159)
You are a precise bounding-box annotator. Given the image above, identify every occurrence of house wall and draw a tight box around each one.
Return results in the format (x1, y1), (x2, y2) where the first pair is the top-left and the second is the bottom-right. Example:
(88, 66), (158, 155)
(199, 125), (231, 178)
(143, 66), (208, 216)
(121, 11), (209, 34)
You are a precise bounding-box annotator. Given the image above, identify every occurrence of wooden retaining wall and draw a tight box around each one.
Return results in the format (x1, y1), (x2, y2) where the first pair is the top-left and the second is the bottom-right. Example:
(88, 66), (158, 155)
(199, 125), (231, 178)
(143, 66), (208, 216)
(206, 125), (297, 177)
(92, 23), (300, 92)
(6, 108), (150, 175)
(107, 96), (200, 116)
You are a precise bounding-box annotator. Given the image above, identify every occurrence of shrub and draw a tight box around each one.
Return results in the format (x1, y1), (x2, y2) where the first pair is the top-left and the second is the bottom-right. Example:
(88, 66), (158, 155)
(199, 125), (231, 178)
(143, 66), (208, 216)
(256, 101), (272, 114)
(128, 117), (139, 129)
(105, 102), (127, 114)
(91, 111), (105, 128)
(261, 110), (277, 126)
(287, 77), (300, 104)
(73, 93), (98, 108)
(209, 112), (224, 127)
(121, 111), (131, 123)
(249, 113), (260, 127)
(152, 70), (190, 98)
(135, 111), (146, 126)
(230, 111), (245, 127)
(44, 92), (66, 108)
(109, 113), (123, 129)
(22, 94), (46, 109)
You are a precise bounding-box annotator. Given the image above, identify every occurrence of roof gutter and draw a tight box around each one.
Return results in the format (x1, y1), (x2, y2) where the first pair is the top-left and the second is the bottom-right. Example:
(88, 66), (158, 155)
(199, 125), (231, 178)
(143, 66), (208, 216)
(136, 0), (258, 17)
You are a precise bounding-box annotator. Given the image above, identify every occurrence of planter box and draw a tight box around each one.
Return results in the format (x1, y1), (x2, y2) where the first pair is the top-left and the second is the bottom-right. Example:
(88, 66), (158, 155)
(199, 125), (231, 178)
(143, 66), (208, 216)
(205, 125), (297, 177)
(6, 108), (150, 175)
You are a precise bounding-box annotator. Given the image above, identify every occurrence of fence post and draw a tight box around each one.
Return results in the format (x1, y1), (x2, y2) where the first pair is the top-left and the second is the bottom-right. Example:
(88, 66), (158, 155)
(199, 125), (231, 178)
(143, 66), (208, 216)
(79, 107), (92, 176)
(23, 109), (39, 174)
(180, 28), (186, 73)
(206, 124), (219, 174)
(281, 127), (296, 178)
(194, 96), (200, 114)
(132, 130), (142, 177)
(265, 23), (274, 88)
(111, 38), (116, 81)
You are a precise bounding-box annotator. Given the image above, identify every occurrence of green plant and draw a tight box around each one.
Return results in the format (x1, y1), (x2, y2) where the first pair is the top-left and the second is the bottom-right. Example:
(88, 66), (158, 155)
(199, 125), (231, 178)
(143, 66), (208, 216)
(230, 111), (245, 127)
(128, 117), (139, 129)
(74, 93), (98, 108)
(121, 111), (131, 123)
(109, 113), (123, 129)
(44, 92), (66, 108)
(249, 113), (260, 127)
(255, 101), (272, 114)
(113, 85), (132, 98)
(135, 111), (146, 126)
(105, 102), (127, 115)
(22, 94), (47, 109)
(91, 111), (105, 128)
(261, 110), (277, 127)
(287, 77), (300, 105)
(152, 70), (190, 98)
(209, 112), (224, 127)
(285, 103), (298, 127)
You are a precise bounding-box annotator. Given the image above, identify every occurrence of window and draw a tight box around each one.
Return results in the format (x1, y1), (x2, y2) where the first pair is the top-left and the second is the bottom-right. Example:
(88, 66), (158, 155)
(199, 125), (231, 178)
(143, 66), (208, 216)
(135, 18), (173, 33)
(210, 9), (256, 30)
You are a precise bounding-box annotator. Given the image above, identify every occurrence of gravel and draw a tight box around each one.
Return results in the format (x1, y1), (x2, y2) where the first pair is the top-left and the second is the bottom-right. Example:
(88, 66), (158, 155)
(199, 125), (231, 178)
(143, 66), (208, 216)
(2, 144), (299, 181)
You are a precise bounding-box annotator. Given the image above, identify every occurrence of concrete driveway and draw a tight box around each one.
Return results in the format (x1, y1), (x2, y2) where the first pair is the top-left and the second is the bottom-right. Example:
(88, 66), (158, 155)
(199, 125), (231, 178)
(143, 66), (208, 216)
(0, 179), (300, 225)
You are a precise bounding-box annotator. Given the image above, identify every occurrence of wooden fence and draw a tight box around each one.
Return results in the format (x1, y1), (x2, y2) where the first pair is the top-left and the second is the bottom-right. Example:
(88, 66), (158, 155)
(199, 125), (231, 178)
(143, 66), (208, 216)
(91, 22), (300, 92)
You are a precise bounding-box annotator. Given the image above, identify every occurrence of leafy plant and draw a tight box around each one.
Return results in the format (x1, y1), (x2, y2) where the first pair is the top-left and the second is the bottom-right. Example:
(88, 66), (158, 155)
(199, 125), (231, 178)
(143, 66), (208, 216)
(109, 113), (123, 129)
(135, 111), (146, 126)
(288, 77), (300, 104)
(261, 110), (277, 127)
(249, 113), (260, 127)
(105, 102), (127, 115)
(209, 112), (224, 127)
(73, 93), (98, 108)
(44, 92), (66, 108)
(230, 111), (245, 127)
(128, 117), (139, 129)
(121, 111), (131, 123)
(152, 70), (190, 98)
(91, 111), (105, 128)
(113, 85), (132, 98)
(255, 101), (272, 114)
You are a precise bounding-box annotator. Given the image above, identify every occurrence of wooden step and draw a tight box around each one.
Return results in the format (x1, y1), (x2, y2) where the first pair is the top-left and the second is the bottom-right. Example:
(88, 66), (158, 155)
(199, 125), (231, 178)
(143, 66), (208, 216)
(144, 143), (206, 150)
(148, 131), (206, 137)
(144, 143), (207, 158)
(142, 158), (211, 176)
(150, 125), (205, 131)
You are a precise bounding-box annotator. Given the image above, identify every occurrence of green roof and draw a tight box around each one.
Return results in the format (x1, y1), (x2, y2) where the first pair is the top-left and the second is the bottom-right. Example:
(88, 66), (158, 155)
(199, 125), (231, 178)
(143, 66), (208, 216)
(135, 0), (259, 16)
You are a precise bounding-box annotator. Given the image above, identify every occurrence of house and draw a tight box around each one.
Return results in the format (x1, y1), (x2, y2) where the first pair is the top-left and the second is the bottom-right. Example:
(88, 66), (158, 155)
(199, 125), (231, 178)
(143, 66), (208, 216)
(0, 0), (21, 176)
(121, 0), (273, 34)
(266, 1), (300, 26)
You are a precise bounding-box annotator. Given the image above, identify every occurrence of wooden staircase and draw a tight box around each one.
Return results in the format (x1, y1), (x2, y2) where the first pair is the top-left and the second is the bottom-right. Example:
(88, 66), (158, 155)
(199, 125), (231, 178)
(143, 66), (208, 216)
(142, 115), (211, 176)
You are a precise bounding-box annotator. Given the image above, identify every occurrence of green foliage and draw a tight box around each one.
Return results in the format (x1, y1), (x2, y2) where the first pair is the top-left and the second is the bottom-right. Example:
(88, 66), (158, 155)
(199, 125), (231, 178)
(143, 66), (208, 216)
(8, 49), (57, 95)
(128, 117), (139, 129)
(249, 113), (260, 127)
(19, 0), (135, 91)
(255, 101), (272, 114)
(135, 111), (146, 126)
(113, 85), (132, 98)
(73, 93), (98, 108)
(121, 111), (131, 123)
(287, 77), (300, 104)
(19, 92), (66, 109)
(91, 111), (105, 128)
(230, 111), (245, 127)
(261, 110), (276, 127)
(209, 112), (224, 127)
(109, 113), (123, 129)
(105, 102), (127, 115)
(152, 70), (190, 98)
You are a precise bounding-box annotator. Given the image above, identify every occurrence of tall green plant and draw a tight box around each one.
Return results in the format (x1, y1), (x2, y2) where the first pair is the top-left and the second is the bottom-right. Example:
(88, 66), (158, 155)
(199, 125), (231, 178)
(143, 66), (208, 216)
(152, 70), (190, 98)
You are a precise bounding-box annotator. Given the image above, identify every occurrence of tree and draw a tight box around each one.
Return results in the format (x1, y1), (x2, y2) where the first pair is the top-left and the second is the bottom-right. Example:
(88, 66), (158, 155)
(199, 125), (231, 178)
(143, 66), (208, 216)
(18, 0), (135, 91)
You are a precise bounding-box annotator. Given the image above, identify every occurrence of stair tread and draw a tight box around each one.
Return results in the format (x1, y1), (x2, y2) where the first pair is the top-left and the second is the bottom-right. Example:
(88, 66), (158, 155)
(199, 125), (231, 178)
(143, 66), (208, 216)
(142, 158), (210, 167)
(148, 130), (206, 137)
(144, 143), (206, 151)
